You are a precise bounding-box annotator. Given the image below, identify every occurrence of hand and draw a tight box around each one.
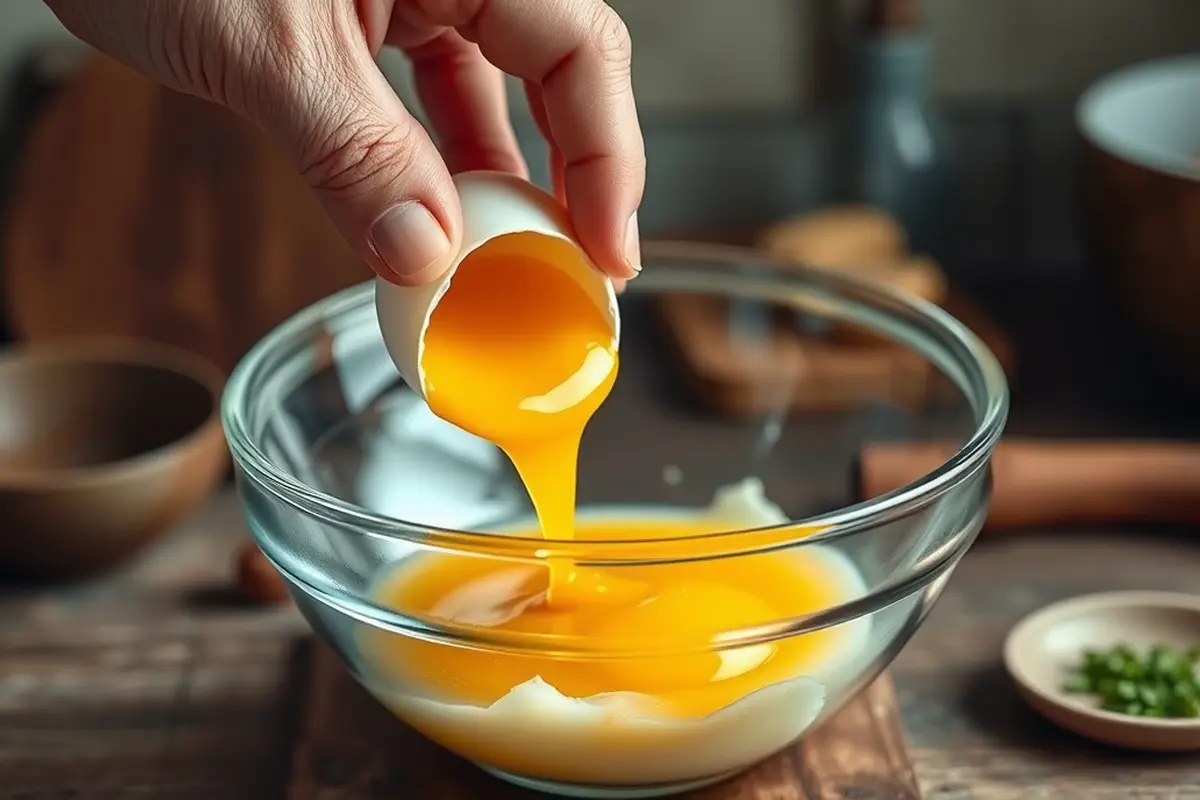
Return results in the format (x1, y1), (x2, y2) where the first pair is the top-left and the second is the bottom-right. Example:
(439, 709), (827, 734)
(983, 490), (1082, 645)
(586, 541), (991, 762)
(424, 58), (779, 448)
(42, 0), (645, 286)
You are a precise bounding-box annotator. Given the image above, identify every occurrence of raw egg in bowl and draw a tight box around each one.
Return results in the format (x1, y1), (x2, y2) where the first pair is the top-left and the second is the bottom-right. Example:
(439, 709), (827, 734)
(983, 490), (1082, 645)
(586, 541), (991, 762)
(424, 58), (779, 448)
(223, 193), (1008, 797)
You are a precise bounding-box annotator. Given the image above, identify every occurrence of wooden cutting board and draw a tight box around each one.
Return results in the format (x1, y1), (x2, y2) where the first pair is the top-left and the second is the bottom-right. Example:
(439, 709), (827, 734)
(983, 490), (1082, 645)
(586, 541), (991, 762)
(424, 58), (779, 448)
(288, 644), (922, 799)
(3, 55), (367, 375)
(656, 287), (1015, 418)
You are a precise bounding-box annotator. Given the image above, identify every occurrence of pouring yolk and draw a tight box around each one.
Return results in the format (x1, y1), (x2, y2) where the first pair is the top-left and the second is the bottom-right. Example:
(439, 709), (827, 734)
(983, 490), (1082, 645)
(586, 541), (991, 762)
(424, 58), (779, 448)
(398, 232), (845, 728)
(420, 233), (619, 604)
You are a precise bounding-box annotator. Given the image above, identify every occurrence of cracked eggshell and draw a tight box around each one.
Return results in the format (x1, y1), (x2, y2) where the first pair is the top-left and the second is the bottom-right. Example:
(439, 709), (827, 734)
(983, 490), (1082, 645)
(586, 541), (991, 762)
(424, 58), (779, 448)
(375, 171), (621, 399)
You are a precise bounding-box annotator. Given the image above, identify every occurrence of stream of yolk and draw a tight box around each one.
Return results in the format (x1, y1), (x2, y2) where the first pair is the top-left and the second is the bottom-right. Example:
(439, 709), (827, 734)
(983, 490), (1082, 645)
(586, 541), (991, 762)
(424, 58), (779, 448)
(420, 233), (623, 606)
(407, 232), (842, 714)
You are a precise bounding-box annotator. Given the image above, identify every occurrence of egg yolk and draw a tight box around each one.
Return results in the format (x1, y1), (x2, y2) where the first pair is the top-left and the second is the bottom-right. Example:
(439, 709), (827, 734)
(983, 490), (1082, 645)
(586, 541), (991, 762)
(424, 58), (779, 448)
(420, 232), (617, 604)
(362, 519), (844, 722)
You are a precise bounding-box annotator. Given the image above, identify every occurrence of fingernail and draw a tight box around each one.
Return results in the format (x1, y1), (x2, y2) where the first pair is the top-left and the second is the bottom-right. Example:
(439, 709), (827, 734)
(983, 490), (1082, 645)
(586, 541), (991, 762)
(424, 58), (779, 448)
(623, 212), (642, 275)
(370, 202), (450, 283)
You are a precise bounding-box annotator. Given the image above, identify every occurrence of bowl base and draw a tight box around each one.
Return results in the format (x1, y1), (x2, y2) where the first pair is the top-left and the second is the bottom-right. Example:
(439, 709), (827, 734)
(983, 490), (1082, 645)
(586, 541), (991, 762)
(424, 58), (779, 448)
(477, 763), (742, 798)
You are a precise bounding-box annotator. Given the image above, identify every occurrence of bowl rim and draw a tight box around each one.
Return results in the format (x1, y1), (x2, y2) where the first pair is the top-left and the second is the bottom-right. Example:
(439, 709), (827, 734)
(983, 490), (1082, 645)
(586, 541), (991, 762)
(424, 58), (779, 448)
(0, 336), (225, 488)
(1076, 54), (1200, 184)
(221, 241), (1009, 562)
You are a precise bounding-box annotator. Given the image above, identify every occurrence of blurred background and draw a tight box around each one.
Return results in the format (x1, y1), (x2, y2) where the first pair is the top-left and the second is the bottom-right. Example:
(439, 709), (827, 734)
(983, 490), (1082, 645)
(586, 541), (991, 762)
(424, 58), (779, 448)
(0, 0), (1197, 416)
(3, 0), (1199, 413)
(2, 0), (1198, 275)
(0, 0), (1194, 453)
(6, 0), (1199, 111)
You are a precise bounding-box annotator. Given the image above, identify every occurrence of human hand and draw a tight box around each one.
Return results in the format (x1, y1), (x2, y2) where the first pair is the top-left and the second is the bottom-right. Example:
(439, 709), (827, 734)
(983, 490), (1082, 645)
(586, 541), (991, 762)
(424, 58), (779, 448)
(43, 0), (645, 286)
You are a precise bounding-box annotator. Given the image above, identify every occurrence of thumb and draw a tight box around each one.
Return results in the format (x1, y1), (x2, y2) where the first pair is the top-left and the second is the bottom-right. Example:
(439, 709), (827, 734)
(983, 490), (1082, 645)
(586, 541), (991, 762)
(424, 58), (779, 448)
(272, 54), (462, 287)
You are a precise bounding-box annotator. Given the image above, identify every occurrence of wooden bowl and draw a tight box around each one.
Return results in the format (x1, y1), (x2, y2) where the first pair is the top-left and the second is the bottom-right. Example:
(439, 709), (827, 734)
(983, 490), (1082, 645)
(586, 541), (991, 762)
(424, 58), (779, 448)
(0, 339), (227, 581)
(1077, 56), (1200, 385)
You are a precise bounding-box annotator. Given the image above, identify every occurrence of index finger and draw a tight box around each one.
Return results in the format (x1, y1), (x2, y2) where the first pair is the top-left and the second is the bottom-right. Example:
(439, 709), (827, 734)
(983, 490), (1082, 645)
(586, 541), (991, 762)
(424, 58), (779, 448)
(417, 0), (645, 279)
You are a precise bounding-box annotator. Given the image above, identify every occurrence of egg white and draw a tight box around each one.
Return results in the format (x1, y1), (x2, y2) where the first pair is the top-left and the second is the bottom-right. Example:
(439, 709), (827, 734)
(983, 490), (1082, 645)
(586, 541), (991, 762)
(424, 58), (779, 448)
(360, 479), (871, 788)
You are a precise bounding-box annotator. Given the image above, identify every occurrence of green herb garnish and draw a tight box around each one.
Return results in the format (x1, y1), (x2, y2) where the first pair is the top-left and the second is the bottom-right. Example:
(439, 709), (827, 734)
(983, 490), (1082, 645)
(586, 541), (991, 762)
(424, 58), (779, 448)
(1061, 644), (1200, 718)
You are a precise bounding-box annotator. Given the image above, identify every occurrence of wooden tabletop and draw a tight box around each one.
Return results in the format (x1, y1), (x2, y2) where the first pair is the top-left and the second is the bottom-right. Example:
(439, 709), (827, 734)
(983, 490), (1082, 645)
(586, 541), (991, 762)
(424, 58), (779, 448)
(0, 277), (1198, 799)
(3, 492), (1199, 799)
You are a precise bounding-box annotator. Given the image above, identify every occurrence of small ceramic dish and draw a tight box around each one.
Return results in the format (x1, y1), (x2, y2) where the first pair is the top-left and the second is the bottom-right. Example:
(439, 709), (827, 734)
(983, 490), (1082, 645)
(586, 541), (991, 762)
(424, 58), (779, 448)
(1004, 591), (1200, 751)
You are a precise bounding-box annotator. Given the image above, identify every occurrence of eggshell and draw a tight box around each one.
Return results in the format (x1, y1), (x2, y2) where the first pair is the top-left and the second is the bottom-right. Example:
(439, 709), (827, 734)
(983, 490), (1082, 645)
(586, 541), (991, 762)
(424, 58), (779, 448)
(375, 171), (620, 399)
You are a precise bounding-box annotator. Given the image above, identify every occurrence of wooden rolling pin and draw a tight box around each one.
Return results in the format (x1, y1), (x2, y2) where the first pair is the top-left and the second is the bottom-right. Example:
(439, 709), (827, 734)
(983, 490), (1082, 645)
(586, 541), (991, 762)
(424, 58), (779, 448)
(856, 439), (1200, 529)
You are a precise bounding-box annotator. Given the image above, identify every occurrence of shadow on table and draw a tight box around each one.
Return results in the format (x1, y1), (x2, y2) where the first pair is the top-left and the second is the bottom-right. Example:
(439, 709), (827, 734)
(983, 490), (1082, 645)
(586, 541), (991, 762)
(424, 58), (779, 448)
(183, 583), (266, 611)
(960, 661), (1197, 765)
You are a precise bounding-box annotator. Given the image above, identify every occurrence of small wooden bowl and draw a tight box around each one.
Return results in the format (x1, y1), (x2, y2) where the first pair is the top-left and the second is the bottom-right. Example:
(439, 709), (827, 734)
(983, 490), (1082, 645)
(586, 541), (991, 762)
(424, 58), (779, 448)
(1077, 56), (1200, 386)
(0, 339), (227, 581)
(1004, 591), (1200, 752)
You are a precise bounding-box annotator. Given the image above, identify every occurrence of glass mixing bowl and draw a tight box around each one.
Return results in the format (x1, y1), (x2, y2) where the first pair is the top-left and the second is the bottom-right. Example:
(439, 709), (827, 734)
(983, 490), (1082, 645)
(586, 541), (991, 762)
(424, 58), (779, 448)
(223, 242), (1008, 798)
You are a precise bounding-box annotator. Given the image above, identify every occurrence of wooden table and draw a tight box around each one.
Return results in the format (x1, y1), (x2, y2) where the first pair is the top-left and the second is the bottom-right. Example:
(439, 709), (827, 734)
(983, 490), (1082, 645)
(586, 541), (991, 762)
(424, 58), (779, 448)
(0, 277), (1199, 799)
(3, 493), (1199, 799)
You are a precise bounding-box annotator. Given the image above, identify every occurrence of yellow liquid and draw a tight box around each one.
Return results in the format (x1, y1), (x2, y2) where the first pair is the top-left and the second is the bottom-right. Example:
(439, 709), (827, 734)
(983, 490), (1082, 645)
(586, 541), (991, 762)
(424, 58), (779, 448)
(363, 518), (846, 720)
(421, 233), (620, 604)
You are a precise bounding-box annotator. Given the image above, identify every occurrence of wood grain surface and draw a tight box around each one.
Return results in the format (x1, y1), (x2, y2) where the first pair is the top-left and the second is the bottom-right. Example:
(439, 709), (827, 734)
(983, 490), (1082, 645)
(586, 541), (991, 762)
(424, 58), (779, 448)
(288, 646), (920, 799)
(3, 55), (367, 375)
(0, 489), (1198, 799)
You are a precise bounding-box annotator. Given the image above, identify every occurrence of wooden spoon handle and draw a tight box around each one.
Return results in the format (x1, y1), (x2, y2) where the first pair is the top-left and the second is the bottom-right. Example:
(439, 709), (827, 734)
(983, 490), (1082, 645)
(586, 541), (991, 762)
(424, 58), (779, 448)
(856, 439), (1200, 529)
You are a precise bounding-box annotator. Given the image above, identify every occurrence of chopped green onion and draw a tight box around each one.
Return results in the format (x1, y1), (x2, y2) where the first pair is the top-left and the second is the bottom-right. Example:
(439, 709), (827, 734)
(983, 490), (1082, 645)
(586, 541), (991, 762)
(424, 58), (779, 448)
(1061, 643), (1200, 719)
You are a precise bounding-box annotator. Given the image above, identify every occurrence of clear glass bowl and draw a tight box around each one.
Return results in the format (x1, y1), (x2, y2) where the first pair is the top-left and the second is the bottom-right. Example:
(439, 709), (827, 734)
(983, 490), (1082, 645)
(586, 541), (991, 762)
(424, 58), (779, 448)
(222, 242), (1008, 798)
